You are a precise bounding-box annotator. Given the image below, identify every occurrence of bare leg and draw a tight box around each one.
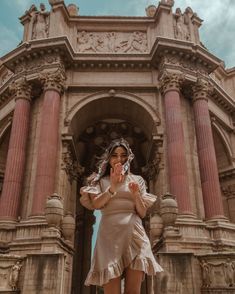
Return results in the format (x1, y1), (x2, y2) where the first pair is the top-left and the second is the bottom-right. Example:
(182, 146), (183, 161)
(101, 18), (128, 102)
(103, 276), (121, 294)
(124, 267), (144, 294)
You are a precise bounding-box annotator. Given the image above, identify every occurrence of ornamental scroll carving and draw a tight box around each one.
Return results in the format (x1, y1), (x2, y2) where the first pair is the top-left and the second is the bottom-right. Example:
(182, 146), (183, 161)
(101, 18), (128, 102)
(77, 31), (148, 53)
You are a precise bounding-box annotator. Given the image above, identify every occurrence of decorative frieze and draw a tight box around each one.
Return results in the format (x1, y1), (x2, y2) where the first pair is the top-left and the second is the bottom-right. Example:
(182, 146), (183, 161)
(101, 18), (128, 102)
(77, 30), (148, 53)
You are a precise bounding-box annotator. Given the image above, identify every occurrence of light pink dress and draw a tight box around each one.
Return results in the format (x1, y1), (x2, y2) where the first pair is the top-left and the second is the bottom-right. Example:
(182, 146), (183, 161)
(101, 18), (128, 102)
(80, 174), (163, 286)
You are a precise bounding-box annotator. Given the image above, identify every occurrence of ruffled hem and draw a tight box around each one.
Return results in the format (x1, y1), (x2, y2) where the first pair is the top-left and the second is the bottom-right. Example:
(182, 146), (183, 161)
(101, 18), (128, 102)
(85, 221), (163, 286)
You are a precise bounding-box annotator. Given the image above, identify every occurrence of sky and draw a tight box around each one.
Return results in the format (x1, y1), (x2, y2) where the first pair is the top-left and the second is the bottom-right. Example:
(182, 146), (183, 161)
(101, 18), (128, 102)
(0, 0), (235, 69)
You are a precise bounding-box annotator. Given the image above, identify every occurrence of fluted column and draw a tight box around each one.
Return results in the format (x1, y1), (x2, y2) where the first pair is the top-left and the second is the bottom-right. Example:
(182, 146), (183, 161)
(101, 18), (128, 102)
(0, 79), (32, 221)
(31, 68), (65, 216)
(192, 79), (225, 220)
(160, 72), (193, 215)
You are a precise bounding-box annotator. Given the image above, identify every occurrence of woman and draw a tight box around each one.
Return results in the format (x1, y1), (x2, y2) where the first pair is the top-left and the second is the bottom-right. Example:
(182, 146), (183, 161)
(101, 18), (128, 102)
(80, 138), (163, 294)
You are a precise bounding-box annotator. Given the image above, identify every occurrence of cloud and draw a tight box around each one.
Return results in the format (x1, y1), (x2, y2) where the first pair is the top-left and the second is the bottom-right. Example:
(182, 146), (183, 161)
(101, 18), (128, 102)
(173, 0), (235, 67)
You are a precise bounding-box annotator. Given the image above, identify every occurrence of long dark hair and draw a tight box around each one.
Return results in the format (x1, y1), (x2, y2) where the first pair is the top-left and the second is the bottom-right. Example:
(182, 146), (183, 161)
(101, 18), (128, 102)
(88, 138), (134, 185)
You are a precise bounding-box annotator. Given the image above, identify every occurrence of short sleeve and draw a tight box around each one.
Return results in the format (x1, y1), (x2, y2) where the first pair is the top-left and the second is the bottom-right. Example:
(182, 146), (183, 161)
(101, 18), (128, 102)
(136, 176), (157, 209)
(80, 184), (101, 210)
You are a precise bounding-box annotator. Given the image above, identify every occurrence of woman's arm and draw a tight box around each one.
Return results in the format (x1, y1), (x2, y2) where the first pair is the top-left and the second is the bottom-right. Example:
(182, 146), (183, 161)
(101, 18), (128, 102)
(128, 182), (147, 218)
(90, 188), (114, 209)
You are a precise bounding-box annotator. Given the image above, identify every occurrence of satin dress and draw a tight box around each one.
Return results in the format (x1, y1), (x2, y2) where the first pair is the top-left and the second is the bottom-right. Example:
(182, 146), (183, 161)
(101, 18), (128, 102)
(80, 174), (163, 286)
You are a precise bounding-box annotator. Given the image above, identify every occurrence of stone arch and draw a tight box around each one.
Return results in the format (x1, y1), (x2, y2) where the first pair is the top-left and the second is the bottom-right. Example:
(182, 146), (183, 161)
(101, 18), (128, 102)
(68, 91), (162, 294)
(65, 90), (161, 136)
(212, 122), (233, 170)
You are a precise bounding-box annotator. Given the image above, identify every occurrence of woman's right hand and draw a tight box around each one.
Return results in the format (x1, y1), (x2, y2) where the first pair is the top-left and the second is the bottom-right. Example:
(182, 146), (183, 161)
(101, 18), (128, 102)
(110, 163), (124, 192)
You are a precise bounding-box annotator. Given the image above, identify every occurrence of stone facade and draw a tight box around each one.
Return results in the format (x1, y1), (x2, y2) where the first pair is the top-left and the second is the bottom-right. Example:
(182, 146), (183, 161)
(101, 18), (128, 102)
(0, 0), (235, 293)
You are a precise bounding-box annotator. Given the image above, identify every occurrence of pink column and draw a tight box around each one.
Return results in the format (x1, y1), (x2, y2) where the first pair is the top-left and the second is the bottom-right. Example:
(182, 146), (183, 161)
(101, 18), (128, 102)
(31, 69), (65, 216)
(160, 72), (193, 215)
(0, 80), (31, 221)
(192, 79), (225, 220)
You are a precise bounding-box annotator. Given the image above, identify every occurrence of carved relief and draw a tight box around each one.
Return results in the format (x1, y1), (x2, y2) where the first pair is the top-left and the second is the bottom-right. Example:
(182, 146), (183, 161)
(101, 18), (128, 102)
(9, 261), (22, 290)
(199, 257), (235, 289)
(222, 184), (235, 198)
(200, 260), (212, 288)
(62, 140), (84, 184)
(192, 78), (213, 102)
(14, 54), (60, 75)
(77, 31), (148, 53)
(142, 136), (163, 181)
(174, 8), (190, 41)
(39, 66), (66, 94)
(0, 70), (13, 87)
(9, 78), (32, 101)
(0, 256), (23, 292)
(159, 71), (185, 94)
(32, 3), (49, 39)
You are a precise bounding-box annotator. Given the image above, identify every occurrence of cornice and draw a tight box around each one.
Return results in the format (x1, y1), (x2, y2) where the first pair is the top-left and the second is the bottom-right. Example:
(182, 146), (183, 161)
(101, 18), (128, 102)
(0, 36), (234, 115)
(210, 78), (235, 115)
(150, 37), (222, 74)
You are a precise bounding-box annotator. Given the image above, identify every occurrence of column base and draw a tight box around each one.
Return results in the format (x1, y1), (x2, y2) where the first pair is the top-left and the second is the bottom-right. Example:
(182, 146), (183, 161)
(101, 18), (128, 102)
(205, 215), (229, 225)
(0, 219), (18, 230)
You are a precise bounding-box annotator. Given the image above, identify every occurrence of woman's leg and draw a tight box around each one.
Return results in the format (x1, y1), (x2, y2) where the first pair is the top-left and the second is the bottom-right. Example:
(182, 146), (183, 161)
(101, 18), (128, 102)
(124, 267), (144, 294)
(103, 276), (121, 294)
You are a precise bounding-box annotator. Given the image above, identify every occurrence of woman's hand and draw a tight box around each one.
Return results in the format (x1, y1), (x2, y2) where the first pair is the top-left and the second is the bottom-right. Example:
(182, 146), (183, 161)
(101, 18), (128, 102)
(128, 181), (147, 218)
(110, 163), (124, 192)
(128, 182), (140, 199)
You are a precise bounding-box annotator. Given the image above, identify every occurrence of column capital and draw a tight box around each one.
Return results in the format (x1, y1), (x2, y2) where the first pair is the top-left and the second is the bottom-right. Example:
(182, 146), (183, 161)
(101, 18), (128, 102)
(40, 66), (66, 94)
(159, 72), (185, 95)
(192, 78), (213, 102)
(9, 78), (32, 102)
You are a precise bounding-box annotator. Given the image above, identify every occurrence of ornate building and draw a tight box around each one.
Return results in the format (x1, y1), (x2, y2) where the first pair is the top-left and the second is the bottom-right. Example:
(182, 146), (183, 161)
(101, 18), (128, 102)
(0, 0), (235, 293)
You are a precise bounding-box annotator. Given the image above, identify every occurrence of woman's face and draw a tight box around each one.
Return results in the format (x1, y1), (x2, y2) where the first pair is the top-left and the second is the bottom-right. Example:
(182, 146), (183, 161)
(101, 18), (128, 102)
(109, 146), (128, 169)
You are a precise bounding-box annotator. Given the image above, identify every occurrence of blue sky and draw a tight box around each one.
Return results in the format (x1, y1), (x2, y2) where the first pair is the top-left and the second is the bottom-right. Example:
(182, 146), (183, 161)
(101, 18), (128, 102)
(0, 0), (235, 68)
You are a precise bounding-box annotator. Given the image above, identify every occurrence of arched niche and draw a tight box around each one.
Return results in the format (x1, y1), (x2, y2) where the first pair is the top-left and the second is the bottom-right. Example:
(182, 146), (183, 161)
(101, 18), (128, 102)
(68, 93), (162, 294)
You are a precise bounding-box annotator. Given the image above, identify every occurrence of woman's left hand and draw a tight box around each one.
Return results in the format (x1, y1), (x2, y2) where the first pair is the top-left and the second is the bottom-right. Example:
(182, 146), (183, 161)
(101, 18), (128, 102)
(128, 182), (140, 198)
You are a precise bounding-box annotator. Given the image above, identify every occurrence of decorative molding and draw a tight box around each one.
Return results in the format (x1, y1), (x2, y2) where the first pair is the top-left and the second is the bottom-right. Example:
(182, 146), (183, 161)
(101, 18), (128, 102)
(77, 30), (148, 53)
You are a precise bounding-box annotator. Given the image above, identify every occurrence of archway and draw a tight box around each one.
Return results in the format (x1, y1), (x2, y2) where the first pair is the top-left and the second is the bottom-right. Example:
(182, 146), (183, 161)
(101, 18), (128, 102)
(68, 94), (162, 294)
